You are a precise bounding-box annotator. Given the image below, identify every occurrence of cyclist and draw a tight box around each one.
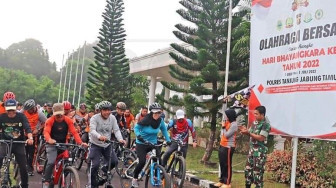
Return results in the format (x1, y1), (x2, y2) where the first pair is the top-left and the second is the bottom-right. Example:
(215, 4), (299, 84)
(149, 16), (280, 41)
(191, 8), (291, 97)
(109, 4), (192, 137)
(134, 106), (148, 124)
(132, 102), (171, 188)
(0, 91), (16, 114)
(73, 103), (89, 134)
(22, 99), (47, 176)
(45, 103), (53, 118)
(124, 108), (134, 148)
(42, 103), (87, 188)
(162, 109), (197, 168)
(94, 103), (101, 114)
(88, 100), (126, 188)
(16, 102), (23, 111)
(112, 102), (129, 145)
(0, 99), (33, 188)
(63, 101), (75, 118)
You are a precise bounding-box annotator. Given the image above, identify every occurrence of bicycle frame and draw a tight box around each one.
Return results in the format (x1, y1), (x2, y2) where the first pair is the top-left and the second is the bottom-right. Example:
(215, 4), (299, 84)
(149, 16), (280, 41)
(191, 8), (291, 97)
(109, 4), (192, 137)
(124, 143), (163, 186)
(0, 139), (26, 187)
(166, 139), (185, 173)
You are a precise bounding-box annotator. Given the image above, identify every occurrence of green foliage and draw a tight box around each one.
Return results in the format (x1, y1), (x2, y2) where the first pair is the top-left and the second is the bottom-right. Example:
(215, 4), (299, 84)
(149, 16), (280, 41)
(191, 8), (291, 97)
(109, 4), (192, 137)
(0, 67), (58, 104)
(0, 39), (60, 83)
(86, 0), (132, 109)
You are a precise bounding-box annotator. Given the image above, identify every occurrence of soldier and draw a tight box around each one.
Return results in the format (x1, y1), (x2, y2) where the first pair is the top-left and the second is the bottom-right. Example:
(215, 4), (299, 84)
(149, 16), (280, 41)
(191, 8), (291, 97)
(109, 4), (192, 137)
(239, 106), (270, 188)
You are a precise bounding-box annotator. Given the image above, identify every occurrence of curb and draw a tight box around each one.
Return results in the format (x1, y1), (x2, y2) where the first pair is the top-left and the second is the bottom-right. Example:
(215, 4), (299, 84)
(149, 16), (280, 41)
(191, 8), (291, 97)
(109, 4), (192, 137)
(185, 170), (244, 188)
(185, 173), (217, 188)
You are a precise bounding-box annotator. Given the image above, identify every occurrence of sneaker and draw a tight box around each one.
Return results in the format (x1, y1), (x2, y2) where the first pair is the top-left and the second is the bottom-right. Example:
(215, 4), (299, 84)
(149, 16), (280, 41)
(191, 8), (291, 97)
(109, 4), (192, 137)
(42, 183), (49, 188)
(28, 166), (34, 176)
(131, 178), (139, 188)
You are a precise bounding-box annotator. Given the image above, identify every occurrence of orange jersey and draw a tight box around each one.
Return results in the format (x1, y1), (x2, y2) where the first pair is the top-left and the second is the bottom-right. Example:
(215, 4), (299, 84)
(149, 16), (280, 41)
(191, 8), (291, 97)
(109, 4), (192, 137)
(23, 111), (39, 131)
(0, 103), (6, 114)
(125, 114), (134, 129)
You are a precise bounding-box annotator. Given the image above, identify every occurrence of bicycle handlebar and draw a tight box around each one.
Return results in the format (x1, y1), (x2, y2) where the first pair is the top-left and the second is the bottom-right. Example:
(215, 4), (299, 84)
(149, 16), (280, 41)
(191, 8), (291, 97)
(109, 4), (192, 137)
(0, 140), (27, 144)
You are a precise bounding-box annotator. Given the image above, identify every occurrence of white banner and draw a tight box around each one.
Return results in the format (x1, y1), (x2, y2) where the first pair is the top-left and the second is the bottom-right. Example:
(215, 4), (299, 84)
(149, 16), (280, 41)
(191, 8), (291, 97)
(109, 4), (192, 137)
(250, 0), (336, 139)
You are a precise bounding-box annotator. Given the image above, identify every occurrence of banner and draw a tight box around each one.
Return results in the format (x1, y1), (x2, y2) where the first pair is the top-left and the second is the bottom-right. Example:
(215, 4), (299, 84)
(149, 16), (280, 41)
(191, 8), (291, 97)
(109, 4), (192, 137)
(250, 0), (336, 138)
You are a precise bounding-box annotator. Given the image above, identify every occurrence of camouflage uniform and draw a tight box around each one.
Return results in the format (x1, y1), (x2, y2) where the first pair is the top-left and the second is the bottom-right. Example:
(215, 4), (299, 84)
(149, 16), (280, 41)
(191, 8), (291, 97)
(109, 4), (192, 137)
(245, 120), (271, 188)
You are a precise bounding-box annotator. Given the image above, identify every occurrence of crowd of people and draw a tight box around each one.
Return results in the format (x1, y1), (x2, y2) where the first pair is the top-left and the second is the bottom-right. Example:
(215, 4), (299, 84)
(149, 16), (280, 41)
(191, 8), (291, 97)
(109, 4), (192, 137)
(0, 90), (270, 188)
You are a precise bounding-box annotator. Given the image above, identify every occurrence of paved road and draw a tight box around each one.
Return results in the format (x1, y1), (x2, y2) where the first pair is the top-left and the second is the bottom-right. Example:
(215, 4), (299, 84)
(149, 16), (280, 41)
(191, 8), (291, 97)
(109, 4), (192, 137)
(28, 163), (198, 188)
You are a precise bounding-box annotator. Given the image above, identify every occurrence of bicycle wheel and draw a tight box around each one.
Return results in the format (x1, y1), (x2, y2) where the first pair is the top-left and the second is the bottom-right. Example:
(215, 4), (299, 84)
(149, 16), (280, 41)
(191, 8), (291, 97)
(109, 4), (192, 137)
(170, 156), (186, 188)
(73, 148), (84, 170)
(58, 166), (80, 188)
(145, 164), (170, 188)
(35, 143), (47, 174)
(119, 158), (137, 188)
(13, 161), (20, 187)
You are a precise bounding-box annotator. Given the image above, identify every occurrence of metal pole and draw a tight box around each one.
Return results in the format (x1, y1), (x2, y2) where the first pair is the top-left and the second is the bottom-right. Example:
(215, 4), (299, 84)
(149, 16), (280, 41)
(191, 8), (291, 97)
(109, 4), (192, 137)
(73, 46), (81, 105)
(77, 41), (86, 108)
(220, 0), (233, 178)
(57, 54), (65, 103)
(290, 137), (298, 188)
(62, 52), (70, 102)
(222, 0), (233, 118)
(67, 50), (74, 101)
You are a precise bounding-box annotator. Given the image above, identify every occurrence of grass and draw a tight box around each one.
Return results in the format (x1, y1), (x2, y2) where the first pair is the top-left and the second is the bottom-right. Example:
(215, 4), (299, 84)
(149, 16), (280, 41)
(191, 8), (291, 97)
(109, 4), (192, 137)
(185, 146), (289, 188)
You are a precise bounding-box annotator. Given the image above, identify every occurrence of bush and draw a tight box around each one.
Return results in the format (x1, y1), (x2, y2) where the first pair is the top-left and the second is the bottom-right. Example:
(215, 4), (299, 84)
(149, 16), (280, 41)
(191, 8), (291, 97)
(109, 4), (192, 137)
(266, 147), (336, 187)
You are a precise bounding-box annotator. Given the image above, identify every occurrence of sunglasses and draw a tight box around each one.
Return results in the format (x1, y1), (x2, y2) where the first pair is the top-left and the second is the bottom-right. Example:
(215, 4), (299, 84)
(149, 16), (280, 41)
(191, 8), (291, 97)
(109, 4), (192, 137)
(153, 111), (162, 115)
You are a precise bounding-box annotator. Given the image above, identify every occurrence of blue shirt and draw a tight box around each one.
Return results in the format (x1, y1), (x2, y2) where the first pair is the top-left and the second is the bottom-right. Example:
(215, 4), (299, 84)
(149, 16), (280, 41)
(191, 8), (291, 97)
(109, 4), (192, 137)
(134, 119), (171, 145)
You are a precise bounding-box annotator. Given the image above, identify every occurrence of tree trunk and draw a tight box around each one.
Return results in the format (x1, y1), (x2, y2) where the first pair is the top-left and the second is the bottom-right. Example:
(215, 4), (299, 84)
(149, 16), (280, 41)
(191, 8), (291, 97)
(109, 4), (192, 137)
(201, 129), (216, 163)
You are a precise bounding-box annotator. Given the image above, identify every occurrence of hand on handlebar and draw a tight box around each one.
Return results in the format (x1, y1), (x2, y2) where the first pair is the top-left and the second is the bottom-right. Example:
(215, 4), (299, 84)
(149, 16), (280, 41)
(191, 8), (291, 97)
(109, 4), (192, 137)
(26, 138), (34, 145)
(99, 136), (108, 142)
(48, 139), (56, 144)
(81, 142), (89, 148)
(119, 139), (126, 145)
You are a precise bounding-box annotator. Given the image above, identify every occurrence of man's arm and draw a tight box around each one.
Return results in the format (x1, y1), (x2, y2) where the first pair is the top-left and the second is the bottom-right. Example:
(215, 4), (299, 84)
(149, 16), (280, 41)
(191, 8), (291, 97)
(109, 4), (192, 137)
(89, 115), (101, 139)
(160, 120), (171, 142)
(65, 117), (82, 144)
(112, 116), (124, 141)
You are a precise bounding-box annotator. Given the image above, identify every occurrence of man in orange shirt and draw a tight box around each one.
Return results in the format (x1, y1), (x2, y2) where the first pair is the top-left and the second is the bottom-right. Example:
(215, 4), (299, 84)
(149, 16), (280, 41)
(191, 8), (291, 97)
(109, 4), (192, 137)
(22, 99), (47, 176)
(124, 108), (134, 148)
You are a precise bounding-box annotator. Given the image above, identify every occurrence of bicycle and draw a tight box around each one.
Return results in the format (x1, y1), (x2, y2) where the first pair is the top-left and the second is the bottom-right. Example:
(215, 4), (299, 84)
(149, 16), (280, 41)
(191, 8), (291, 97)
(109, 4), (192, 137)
(0, 139), (27, 188)
(42, 143), (81, 188)
(113, 140), (136, 176)
(35, 133), (46, 174)
(163, 138), (186, 188)
(119, 141), (170, 188)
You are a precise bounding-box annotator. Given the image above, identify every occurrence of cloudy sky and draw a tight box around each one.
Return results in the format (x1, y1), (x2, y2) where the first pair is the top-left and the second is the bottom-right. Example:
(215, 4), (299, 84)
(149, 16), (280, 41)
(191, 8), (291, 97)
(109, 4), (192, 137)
(0, 0), (183, 69)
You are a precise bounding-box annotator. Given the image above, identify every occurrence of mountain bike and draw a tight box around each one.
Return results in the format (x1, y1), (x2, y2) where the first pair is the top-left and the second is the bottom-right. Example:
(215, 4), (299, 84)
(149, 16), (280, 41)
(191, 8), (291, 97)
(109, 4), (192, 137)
(42, 143), (81, 188)
(35, 133), (46, 174)
(119, 141), (170, 188)
(113, 140), (136, 176)
(164, 138), (186, 188)
(0, 139), (27, 188)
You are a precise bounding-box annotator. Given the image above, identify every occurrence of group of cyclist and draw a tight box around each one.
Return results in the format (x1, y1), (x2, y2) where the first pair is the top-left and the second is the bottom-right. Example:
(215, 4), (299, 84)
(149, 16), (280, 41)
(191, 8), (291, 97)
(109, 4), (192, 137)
(0, 90), (199, 188)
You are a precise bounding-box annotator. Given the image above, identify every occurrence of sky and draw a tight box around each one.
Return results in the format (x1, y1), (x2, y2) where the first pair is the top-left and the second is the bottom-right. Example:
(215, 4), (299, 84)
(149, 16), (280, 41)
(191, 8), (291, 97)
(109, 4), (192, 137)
(0, 0), (183, 69)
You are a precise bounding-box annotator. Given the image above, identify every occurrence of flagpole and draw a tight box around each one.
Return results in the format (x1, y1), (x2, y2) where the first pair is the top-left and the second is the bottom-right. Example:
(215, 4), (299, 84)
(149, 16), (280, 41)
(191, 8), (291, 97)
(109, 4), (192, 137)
(57, 54), (64, 103)
(222, 0), (233, 118)
(77, 41), (86, 108)
(73, 46), (81, 105)
(62, 52), (70, 102)
(67, 50), (74, 101)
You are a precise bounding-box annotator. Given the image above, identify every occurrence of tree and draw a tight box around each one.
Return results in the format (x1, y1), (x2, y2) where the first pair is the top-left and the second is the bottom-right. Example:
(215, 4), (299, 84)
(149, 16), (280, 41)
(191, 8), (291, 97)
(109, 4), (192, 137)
(86, 0), (131, 109)
(159, 0), (249, 163)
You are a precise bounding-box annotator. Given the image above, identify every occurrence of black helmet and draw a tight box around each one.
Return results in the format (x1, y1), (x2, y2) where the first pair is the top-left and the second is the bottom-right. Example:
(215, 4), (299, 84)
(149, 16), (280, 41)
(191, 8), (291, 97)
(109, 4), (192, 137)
(23, 99), (36, 111)
(99, 101), (112, 110)
(149, 102), (161, 112)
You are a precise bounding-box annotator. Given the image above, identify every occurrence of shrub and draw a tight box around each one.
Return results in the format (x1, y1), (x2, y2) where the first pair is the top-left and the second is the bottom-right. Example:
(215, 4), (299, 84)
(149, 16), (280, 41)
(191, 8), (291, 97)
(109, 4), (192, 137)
(266, 146), (336, 187)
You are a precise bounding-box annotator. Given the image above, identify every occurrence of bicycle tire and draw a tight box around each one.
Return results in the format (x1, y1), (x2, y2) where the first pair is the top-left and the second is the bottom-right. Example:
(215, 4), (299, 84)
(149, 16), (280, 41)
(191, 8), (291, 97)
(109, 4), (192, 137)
(35, 143), (47, 174)
(13, 161), (20, 187)
(57, 166), (80, 188)
(119, 157), (137, 188)
(73, 148), (84, 170)
(170, 155), (186, 188)
(144, 164), (170, 188)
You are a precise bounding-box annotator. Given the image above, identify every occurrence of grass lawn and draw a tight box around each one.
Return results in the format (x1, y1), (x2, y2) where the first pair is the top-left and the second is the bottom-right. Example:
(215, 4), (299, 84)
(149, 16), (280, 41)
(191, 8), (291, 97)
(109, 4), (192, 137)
(185, 146), (289, 188)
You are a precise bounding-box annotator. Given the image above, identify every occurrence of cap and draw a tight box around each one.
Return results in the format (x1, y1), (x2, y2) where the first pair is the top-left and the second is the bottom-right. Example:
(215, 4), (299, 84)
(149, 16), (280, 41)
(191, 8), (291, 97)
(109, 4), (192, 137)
(5, 99), (17, 111)
(52, 103), (64, 115)
(176, 109), (185, 119)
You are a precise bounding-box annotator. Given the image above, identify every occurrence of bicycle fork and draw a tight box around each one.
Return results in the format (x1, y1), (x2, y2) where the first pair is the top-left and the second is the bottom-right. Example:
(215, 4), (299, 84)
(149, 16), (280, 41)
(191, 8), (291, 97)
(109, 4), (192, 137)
(150, 162), (161, 186)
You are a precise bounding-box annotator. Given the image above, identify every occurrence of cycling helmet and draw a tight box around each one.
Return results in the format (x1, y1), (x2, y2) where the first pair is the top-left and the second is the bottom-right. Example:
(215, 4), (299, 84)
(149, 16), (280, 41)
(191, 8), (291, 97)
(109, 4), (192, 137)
(94, 103), (101, 110)
(149, 102), (161, 113)
(23, 99), (36, 111)
(63, 101), (72, 110)
(116, 102), (127, 110)
(99, 101), (112, 110)
(79, 103), (87, 109)
(3, 91), (15, 102)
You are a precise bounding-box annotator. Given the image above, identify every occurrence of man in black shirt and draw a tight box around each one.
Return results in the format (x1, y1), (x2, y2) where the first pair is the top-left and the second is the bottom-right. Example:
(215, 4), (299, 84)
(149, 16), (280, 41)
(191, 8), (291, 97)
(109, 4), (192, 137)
(0, 99), (33, 188)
